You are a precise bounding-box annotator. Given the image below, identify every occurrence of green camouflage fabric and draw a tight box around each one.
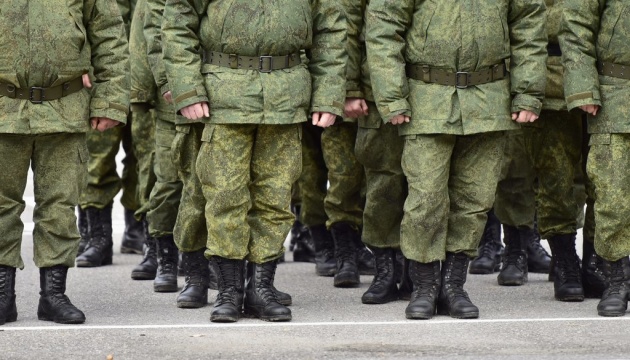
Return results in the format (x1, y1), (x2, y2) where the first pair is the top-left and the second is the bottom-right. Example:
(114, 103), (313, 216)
(355, 102), (406, 249)
(161, 0), (347, 125)
(0, 134), (89, 269)
(129, 0), (157, 216)
(117, 0), (137, 36)
(560, 0), (630, 133)
(588, 133), (630, 261)
(198, 124), (302, 263)
(143, 0), (171, 101)
(172, 123), (207, 252)
(146, 118), (183, 237)
(321, 122), (364, 228)
(543, 0), (566, 111)
(298, 123), (329, 227)
(365, 0), (547, 135)
(0, 0), (129, 133)
(401, 132), (506, 263)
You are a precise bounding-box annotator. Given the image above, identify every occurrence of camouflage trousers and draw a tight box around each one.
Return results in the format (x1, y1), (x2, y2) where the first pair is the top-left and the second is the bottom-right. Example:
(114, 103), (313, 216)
(321, 122), (364, 228)
(79, 114), (139, 210)
(131, 108), (157, 216)
(298, 123), (328, 227)
(355, 102), (406, 249)
(146, 117), (182, 237)
(172, 123), (207, 252)
(495, 110), (591, 239)
(197, 123), (301, 263)
(401, 132), (506, 263)
(588, 133), (630, 261)
(0, 133), (87, 269)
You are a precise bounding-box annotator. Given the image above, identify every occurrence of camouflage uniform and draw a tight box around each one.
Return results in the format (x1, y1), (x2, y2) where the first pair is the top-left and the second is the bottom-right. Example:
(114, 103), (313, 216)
(560, 0), (630, 262)
(0, 0), (129, 269)
(367, 0), (547, 263)
(162, 0), (347, 263)
(79, 0), (139, 212)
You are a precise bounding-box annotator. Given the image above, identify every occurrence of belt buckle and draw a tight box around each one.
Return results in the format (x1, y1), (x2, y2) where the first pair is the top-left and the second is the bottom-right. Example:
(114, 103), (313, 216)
(259, 56), (273, 73)
(455, 72), (469, 89)
(30, 87), (45, 104)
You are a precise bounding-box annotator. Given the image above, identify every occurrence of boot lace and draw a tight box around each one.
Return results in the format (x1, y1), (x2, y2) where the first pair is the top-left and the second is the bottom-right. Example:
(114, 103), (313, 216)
(605, 260), (628, 296)
(47, 270), (73, 306)
(556, 254), (582, 285)
(444, 257), (471, 301)
(409, 263), (439, 298)
(215, 260), (240, 306)
(255, 265), (279, 304)
(369, 252), (394, 291)
(529, 239), (551, 260)
(184, 254), (208, 286)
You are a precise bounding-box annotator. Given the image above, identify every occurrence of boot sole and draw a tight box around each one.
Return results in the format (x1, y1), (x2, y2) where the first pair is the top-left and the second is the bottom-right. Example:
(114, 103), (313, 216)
(555, 295), (585, 302)
(131, 272), (156, 280)
(497, 278), (527, 286)
(0, 312), (18, 325)
(210, 314), (239, 322)
(154, 285), (178, 293)
(120, 246), (143, 255)
(177, 301), (207, 309)
(334, 279), (360, 288)
(598, 309), (627, 317)
(243, 308), (291, 322)
(76, 257), (113, 267)
(405, 312), (434, 320)
(436, 308), (479, 319)
(38, 314), (85, 324)
(316, 269), (336, 277)
(361, 293), (399, 305)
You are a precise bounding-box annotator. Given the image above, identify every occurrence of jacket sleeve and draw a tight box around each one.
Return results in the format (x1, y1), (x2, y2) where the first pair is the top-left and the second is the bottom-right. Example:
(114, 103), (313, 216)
(130, 4), (157, 107)
(508, 0), (548, 115)
(85, 0), (131, 123)
(340, 0), (364, 99)
(308, 0), (348, 117)
(559, 0), (603, 111)
(144, 0), (169, 94)
(162, 0), (210, 112)
(365, 0), (413, 123)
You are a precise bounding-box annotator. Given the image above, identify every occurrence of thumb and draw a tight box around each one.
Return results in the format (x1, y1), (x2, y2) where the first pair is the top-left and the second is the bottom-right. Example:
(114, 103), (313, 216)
(360, 100), (369, 114)
(312, 112), (320, 125)
(202, 102), (210, 117)
(82, 74), (92, 89)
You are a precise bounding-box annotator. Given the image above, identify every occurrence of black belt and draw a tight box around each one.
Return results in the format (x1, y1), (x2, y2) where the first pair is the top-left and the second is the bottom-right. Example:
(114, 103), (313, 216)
(547, 43), (562, 57)
(0, 77), (84, 104)
(597, 61), (630, 80)
(202, 51), (301, 73)
(406, 62), (507, 88)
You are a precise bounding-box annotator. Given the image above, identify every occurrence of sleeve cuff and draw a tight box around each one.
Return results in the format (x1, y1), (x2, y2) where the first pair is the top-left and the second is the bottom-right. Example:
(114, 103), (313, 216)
(90, 107), (128, 125)
(311, 104), (344, 118)
(566, 91), (602, 112)
(511, 94), (543, 116)
(173, 85), (209, 113)
(346, 90), (365, 99)
(160, 83), (171, 96)
(378, 98), (411, 122)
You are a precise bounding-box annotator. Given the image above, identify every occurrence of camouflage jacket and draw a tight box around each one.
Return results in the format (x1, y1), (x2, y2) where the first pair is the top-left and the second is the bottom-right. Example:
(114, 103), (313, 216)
(130, 0), (157, 108)
(162, 0), (347, 125)
(366, 0), (547, 136)
(0, 0), (129, 134)
(117, 0), (137, 36)
(560, 0), (630, 134)
(544, 0), (566, 111)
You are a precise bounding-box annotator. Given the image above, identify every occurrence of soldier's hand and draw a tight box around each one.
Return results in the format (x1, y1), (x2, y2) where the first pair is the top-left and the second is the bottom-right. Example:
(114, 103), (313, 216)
(390, 114), (410, 125)
(579, 104), (599, 116)
(511, 110), (538, 123)
(344, 98), (368, 118)
(163, 91), (173, 104)
(90, 117), (121, 132)
(82, 74), (92, 89)
(312, 112), (336, 128)
(181, 102), (210, 120)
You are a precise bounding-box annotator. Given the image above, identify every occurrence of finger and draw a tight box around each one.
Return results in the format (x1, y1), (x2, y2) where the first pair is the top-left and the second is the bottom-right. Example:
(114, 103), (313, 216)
(181, 107), (191, 119)
(82, 74), (92, 89)
(90, 118), (98, 130)
(511, 113), (518, 121)
(202, 103), (210, 117)
(360, 100), (369, 114)
(312, 112), (320, 126)
(592, 107), (598, 116)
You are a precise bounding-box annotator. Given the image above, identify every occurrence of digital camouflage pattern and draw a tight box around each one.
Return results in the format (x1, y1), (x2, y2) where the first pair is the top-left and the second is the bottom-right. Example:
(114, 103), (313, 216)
(298, 124), (329, 227)
(401, 132), (506, 263)
(161, 0), (347, 125)
(366, 0), (547, 135)
(0, 0), (129, 133)
(560, 0), (630, 133)
(198, 124), (302, 263)
(0, 134), (89, 269)
(172, 123), (207, 252)
(561, 0), (630, 260)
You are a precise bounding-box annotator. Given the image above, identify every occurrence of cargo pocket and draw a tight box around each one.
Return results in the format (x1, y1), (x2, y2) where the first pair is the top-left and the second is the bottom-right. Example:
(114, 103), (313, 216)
(172, 125), (192, 172)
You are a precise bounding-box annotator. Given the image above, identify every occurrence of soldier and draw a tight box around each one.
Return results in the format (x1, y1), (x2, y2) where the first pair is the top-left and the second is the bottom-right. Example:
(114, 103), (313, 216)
(162, 0), (347, 322)
(0, 0), (129, 325)
(76, 0), (143, 267)
(560, 0), (630, 316)
(343, 0), (410, 304)
(367, 0), (547, 319)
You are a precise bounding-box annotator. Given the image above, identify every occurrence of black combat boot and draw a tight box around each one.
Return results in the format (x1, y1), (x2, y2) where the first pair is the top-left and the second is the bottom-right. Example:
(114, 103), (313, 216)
(331, 222), (360, 288)
(355, 238), (376, 276)
(210, 257), (245, 323)
(497, 225), (528, 286)
(288, 205), (316, 263)
(548, 234), (584, 302)
(437, 253), (479, 319)
(130, 219), (158, 280)
(120, 209), (144, 254)
(405, 260), (441, 319)
(37, 266), (85, 324)
(244, 261), (292, 321)
(470, 209), (503, 274)
(311, 224), (336, 277)
(153, 235), (179, 292)
(525, 226), (551, 273)
(582, 240), (606, 298)
(177, 250), (210, 308)
(76, 207), (88, 256)
(244, 261), (292, 306)
(208, 261), (218, 290)
(361, 247), (399, 304)
(398, 254), (413, 301)
(598, 257), (630, 317)
(76, 204), (113, 267)
(0, 266), (17, 325)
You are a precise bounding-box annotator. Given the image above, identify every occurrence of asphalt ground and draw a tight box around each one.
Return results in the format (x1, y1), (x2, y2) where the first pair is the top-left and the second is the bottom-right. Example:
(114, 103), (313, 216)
(2, 171), (630, 359)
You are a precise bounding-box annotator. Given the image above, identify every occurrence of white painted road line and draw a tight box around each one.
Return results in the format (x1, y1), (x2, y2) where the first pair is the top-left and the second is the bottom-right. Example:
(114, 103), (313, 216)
(2, 317), (630, 331)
